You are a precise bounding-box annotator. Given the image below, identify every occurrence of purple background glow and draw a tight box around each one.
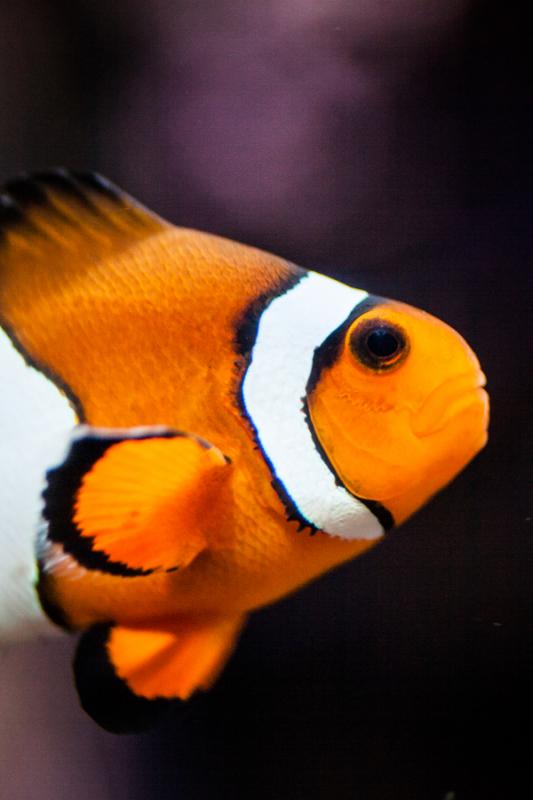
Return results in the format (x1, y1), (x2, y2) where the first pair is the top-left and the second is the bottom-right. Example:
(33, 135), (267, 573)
(1, 2), (531, 798)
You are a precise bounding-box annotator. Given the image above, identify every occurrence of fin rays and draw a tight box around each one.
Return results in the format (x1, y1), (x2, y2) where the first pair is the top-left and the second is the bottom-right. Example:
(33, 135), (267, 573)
(41, 425), (232, 578)
(74, 616), (244, 733)
(74, 624), (176, 734)
(0, 169), (167, 252)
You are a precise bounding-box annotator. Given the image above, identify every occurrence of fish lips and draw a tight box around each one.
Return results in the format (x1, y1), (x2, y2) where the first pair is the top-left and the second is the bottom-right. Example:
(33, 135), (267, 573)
(411, 370), (489, 441)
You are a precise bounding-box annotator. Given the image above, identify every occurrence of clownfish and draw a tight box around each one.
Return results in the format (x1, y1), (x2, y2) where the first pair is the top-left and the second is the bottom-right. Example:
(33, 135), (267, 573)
(0, 170), (488, 733)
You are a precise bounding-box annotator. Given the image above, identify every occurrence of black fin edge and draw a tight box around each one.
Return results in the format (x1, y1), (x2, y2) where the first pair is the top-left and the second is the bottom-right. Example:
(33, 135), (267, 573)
(42, 427), (184, 578)
(74, 623), (180, 734)
(0, 168), (155, 241)
(2, 168), (125, 209)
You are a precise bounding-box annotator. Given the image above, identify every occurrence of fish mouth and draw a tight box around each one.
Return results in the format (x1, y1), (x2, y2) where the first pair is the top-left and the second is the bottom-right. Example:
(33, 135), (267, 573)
(412, 371), (489, 438)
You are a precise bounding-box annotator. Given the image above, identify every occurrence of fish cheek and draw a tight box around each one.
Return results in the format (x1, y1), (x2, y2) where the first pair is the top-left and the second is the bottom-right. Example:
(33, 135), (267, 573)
(306, 352), (424, 506)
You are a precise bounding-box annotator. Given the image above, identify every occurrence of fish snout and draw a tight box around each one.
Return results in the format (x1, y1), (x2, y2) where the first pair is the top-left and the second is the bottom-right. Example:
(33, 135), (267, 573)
(411, 371), (489, 439)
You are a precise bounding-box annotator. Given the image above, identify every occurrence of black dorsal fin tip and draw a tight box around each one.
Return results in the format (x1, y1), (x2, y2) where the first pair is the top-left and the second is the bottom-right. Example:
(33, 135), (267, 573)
(73, 172), (164, 230)
(1, 173), (93, 241)
(32, 169), (100, 208)
(0, 168), (166, 243)
(33, 169), (126, 206)
(74, 171), (125, 201)
(2, 169), (125, 211)
(0, 192), (48, 241)
(0, 194), (24, 226)
(74, 623), (178, 733)
(2, 176), (49, 208)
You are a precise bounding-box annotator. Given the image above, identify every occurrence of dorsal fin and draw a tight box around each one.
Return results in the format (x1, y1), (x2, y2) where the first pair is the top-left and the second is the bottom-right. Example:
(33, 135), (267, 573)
(0, 170), (173, 411)
(0, 169), (170, 289)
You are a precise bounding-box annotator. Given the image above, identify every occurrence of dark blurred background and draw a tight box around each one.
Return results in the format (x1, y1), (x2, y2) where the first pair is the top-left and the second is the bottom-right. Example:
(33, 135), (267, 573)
(0, 2), (531, 798)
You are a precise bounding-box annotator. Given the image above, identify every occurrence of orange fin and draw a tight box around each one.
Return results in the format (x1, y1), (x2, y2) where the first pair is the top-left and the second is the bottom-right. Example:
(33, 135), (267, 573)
(0, 169), (168, 280)
(74, 616), (245, 733)
(0, 170), (171, 420)
(42, 426), (232, 576)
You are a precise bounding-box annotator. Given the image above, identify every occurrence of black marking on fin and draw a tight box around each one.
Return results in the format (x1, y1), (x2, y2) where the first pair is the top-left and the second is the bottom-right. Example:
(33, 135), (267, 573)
(0, 193), (25, 228)
(74, 624), (178, 734)
(9, 169), (122, 218)
(0, 168), (164, 421)
(3, 172), (97, 231)
(0, 318), (86, 422)
(306, 294), (384, 395)
(0, 168), (163, 244)
(42, 428), (181, 578)
(301, 397), (394, 532)
(74, 171), (126, 201)
(3, 176), (50, 206)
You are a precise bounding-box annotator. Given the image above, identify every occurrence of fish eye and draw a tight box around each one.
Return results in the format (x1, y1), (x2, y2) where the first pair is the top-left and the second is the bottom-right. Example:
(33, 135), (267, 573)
(349, 318), (409, 372)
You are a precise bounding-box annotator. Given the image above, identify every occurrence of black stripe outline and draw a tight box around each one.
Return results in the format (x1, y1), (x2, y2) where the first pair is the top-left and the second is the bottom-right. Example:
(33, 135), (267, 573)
(235, 269), (318, 534)
(74, 623), (179, 733)
(42, 427), (198, 578)
(301, 397), (394, 532)
(238, 281), (394, 535)
(234, 268), (305, 361)
(306, 294), (385, 396)
(0, 317), (86, 422)
(304, 293), (395, 531)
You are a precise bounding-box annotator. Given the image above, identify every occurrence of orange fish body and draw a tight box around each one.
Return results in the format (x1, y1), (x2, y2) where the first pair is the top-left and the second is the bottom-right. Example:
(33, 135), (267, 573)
(0, 171), (488, 731)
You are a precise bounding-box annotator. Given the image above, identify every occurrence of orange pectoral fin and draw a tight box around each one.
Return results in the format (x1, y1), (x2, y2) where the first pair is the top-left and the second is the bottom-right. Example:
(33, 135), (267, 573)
(74, 616), (245, 733)
(42, 426), (232, 577)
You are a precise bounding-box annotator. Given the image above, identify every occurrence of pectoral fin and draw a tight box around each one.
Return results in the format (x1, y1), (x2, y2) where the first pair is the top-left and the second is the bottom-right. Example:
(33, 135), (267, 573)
(74, 616), (245, 733)
(42, 426), (232, 577)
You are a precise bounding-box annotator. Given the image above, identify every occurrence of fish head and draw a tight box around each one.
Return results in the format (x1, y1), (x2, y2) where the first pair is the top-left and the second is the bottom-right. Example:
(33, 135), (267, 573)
(307, 299), (489, 526)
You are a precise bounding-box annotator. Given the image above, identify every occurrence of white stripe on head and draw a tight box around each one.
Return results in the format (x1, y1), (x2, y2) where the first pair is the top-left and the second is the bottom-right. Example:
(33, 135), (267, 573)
(0, 327), (76, 639)
(241, 270), (384, 541)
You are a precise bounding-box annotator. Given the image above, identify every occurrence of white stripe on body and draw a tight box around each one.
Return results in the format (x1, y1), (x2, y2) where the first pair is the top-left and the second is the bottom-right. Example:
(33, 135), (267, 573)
(241, 271), (383, 541)
(0, 327), (76, 639)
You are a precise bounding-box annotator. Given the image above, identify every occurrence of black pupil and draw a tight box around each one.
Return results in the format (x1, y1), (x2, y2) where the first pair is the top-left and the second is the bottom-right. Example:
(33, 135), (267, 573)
(366, 328), (400, 359)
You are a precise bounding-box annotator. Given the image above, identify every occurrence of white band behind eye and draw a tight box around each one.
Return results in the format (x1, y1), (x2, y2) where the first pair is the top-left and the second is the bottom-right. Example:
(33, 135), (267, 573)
(241, 271), (384, 540)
